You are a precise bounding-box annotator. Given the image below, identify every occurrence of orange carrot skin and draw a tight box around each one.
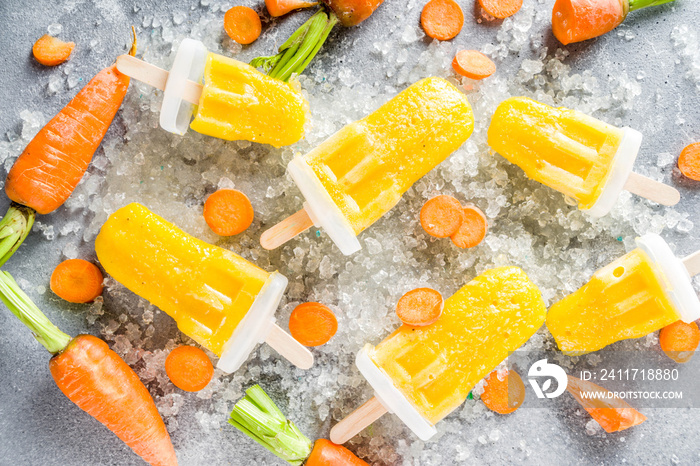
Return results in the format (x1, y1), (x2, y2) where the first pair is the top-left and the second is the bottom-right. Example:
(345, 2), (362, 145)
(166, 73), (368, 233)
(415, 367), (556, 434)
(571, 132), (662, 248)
(322, 0), (385, 27)
(49, 335), (177, 466)
(306, 439), (368, 466)
(6, 64), (129, 215)
(552, 0), (628, 45)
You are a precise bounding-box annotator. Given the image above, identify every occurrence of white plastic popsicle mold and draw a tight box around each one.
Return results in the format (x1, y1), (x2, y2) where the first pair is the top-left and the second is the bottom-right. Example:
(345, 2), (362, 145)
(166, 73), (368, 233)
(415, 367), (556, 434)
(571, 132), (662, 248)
(160, 38), (208, 135)
(636, 233), (700, 323)
(217, 272), (288, 373)
(356, 344), (437, 441)
(583, 127), (644, 218)
(287, 155), (362, 255)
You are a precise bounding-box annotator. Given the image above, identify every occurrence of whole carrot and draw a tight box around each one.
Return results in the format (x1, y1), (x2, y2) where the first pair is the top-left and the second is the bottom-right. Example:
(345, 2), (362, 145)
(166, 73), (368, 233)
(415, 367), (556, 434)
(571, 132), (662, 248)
(0, 271), (177, 466)
(0, 29), (136, 267)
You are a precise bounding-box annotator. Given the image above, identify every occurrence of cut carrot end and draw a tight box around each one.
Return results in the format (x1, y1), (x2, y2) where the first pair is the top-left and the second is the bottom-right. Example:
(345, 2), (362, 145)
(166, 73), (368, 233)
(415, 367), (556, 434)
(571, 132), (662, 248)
(421, 0), (464, 41)
(679, 142), (700, 181)
(32, 35), (75, 66)
(165, 345), (214, 392)
(224, 6), (262, 44)
(289, 302), (338, 347)
(478, 0), (523, 19)
(552, 0), (627, 45)
(420, 195), (464, 238)
(481, 370), (525, 414)
(450, 205), (488, 249)
(203, 189), (254, 236)
(50, 259), (104, 304)
(265, 0), (318, 17)
(396, 288), (443, 327)
(452, 50), (496, 80)
(659, 320), (700, 363)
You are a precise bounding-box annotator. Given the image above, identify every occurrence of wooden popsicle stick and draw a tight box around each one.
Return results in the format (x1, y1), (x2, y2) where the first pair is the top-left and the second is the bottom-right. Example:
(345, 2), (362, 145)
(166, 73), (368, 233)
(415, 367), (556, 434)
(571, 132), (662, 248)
(683, 250), (700, 277)
(264, 323), (314, 370)
(115, 55), (203, 105)
(330, 397), (388, 444)
(260, 209), (314, 250)
(624, 172), (680, 206)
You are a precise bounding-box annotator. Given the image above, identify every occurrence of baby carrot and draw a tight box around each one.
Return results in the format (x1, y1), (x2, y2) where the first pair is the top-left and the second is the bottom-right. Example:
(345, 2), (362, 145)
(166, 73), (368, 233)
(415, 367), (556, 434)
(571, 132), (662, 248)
(659, 321), (700, 363)
(32, 35), (75, 66)
(552, 0), (627, 45)
(266, 0), (318, 17)
(224, 6), (262, 44)
(450, 205), (488, 249)
(0, 272), (177, 466)
(306, 439), (369, 466)
(678, 142), (700, 181)
(323, 0), (385, 26)
(165, 345), (214, 392)
(289, 302), (338, 347)
(50, 259), (104, 304)
(396, 288), (443, 327)
(203, 189), (254, 236)
(452, 50), (496, 80)
(421, 0), (464, 41)
(481, 370), (526, 414)
(478, 0), (523, 19)
(420, 195), (464, 238)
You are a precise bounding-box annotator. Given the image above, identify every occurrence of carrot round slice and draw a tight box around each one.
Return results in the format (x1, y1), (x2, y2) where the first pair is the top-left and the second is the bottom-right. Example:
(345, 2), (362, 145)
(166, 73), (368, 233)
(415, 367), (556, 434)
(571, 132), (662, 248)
(32, 35), (75, 66)
(224, 6), (262, 44)
(421, 0), (464, 41)
(452, 50), (496, 80)
(659, 321), (700, 363)
(450, 205), (488, 249)
(478, 0), (523, 19)
(289, 302), (338, 347)
(481, 370), (525, 414)
(396, 288), (443, 327)
(50, 259), (104, 304)
(420, 195), (464, 238)
(679, 142), (700, 181)
(165, 345), (214, 392)
(203, 189), (254, 236)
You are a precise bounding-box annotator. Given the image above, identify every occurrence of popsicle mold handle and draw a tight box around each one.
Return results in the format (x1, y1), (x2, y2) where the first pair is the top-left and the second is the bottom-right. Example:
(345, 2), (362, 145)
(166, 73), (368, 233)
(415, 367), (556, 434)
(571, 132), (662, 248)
(287, 155), (361, 256)
(330, 397), (388, 444)
(264, 323), (314, 370)
(355, 344), (437, 441)
(637, 234), (700, 323)
(217, 272), (288, 373)
(584, 127), (642, 218)
(683, 250), (700, 278)
(160, 38), (208, 136)
(623, 172), (680, 207)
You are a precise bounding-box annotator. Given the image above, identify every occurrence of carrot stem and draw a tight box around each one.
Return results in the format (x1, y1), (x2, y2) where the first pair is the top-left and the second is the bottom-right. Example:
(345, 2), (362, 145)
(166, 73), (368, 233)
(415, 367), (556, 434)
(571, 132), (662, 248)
(0, 204), (36, 268)
(229, 385), (312, 465)
(0, 271), (70, 354)
(628, 0), (675, 12)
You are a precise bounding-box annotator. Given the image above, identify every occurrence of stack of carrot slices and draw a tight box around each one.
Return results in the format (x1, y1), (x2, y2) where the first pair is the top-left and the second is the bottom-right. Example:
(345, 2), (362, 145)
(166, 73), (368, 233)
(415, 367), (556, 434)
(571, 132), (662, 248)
(420, 195), (488, 248)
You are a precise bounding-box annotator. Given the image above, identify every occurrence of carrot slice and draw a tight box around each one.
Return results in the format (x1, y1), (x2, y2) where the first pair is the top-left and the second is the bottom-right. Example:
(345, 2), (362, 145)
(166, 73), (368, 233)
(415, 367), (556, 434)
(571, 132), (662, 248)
(478, 0), (522, 19)
(481, 370), (525, 414)
(165, 345), (214, 392)
(450, 205), (488, 248)
(679, 142), (700, 181)
(659, 320), (700, 363)
(566, 375), (646, 433)
(265, 0), (318, 17)
(289, 302), (338, 347)
(396, 288), (443, 327)
(224, 6), (262, 44)
(452, 50), (496, 80)
(420, 0), (464, 41)
(50, 259), (103, 304)
(552, 0), (627, 45)
(420, 195), (464, 238)
(32, 35), (75, 66)
(203, 189), (254, 236)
